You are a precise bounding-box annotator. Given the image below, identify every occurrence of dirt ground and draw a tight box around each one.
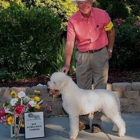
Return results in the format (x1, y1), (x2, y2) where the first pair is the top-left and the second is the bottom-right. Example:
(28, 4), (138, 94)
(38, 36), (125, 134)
(0, 69), (140, 87)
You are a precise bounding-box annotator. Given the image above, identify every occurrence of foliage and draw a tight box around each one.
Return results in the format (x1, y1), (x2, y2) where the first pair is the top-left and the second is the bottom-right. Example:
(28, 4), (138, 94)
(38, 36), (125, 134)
(0, 90), (52, 126)
(52, 38), (65, 72)
(52, 38), (76, 76)
(0, 70), (7, 79)
(69, 46), (76, 76)
(41, 0), (77, 30)
(0, 0), (77, 30)
(0, 0), (140, 80)
(110, 16), (140, 69)
(122, 0), (140, 16)
(0, 0), (23, 10)
(0, 3), (62, 80)
(94, 0), (130, 20)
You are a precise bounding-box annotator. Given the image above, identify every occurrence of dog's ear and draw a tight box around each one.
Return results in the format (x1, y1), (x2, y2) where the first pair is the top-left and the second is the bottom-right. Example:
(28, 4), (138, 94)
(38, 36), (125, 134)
(59, 74), (68, 88)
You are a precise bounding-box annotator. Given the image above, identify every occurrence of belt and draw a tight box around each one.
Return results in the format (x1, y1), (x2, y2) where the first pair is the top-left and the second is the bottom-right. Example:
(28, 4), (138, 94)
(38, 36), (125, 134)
(81, 48), (103, 53)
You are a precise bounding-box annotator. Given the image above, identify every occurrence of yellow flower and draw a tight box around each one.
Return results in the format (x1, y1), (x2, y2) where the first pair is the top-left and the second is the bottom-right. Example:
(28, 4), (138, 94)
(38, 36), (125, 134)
(20, 120), (24, 127)
(14, 94), (18, 98)
(34, 90), (40, 94)
(30, 98), (34, 101)
(34, 96), (40, 101)
(10, 91), (17, 97)
(35, 104), (41, 110)
(3, 103), (5, 107)
(7, 116), (14, 125)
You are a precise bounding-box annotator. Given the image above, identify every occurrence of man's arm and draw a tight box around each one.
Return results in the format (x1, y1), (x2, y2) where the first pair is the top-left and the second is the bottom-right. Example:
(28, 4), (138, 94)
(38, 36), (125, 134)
(107, 27), (115, 58)
(61, 40), (75, 74)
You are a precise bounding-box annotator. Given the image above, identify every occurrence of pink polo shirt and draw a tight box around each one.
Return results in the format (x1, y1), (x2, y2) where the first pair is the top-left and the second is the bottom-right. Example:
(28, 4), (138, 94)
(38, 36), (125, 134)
(67, 8), (111, 52)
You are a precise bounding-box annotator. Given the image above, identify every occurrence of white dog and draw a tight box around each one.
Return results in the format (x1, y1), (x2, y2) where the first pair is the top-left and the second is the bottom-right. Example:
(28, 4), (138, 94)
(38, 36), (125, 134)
(48, 72), (126, 140)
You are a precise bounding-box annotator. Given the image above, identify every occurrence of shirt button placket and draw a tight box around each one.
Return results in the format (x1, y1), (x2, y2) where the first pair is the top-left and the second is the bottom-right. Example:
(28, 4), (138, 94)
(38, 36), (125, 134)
(88, 21), (91, 50)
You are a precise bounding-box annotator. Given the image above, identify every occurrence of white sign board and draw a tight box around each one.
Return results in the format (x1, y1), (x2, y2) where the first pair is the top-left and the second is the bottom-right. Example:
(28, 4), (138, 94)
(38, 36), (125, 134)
(24, 112), (45, 139)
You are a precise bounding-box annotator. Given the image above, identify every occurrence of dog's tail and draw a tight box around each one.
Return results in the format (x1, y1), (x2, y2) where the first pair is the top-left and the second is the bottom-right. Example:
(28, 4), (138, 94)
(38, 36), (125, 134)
(88, 113), (94, 127)
(114, 93), (121, 112)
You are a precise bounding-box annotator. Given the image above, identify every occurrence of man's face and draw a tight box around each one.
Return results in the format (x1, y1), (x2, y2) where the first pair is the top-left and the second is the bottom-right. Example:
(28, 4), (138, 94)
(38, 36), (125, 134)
(77, 1), (92, 15)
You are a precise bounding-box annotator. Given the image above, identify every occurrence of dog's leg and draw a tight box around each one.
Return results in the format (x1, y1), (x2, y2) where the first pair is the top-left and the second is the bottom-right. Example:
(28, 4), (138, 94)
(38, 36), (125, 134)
(112, 123), (118, 132)
(103, 109), (126, 137)
(110, 114), (126, 137)
(69, 115), (79, 140)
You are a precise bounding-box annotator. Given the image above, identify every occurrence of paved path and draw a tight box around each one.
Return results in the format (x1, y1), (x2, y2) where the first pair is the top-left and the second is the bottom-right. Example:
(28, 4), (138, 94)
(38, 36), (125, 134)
(0, 113), (140, 140)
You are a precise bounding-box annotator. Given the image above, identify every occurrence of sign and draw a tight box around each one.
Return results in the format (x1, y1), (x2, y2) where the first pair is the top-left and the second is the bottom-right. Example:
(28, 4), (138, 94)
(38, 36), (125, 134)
(24, 112), (45, 139)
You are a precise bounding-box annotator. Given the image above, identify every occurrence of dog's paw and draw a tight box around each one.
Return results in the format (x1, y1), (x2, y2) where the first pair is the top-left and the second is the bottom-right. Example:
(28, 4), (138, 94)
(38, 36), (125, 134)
(69, 134), (77, 140)
(118, 130), (125, 137)
(69, 133), (77, 140)
(118, 133), (125, 137)
(70, 136), (77, 140)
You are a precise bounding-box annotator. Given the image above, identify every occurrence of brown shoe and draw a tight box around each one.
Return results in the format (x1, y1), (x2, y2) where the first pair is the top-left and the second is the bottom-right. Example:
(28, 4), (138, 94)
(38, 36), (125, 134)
(79, 123), (90, 131)
(91, 124), (101, 133)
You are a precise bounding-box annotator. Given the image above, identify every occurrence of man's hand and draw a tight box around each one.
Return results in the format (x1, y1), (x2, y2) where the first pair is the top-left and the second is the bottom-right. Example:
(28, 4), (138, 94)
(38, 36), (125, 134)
(61, 40), (74, 74)
(61, 65), (70, 74)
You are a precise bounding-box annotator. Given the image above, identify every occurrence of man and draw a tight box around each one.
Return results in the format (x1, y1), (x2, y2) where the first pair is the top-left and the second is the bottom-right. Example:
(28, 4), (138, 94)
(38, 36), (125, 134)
(61, 0), (115, 133)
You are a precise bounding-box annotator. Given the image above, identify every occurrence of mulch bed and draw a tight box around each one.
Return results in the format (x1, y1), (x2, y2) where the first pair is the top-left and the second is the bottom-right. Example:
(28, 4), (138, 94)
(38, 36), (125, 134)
(0, 69), (140, 87)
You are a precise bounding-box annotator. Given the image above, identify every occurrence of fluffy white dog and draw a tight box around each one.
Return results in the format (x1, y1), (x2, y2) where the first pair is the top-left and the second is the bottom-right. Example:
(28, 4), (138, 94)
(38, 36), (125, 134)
(48, 72), (126, 140)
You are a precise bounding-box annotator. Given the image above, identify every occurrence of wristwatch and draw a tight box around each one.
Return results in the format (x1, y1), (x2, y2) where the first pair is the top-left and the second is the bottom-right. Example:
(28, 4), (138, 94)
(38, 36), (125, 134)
(108, 49), (113, 53)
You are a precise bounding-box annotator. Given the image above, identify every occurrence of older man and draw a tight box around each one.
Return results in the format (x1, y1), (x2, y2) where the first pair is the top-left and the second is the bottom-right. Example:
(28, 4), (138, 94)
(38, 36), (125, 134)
(61, 0), (115, 133)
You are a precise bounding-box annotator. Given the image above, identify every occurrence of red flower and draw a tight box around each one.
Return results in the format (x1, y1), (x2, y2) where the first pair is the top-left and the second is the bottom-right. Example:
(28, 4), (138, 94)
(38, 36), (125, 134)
(26, 104), (31, 108)
(0, 116), (8, 122)
(0, 109), (5, 117)
(15, 105), (24, 114)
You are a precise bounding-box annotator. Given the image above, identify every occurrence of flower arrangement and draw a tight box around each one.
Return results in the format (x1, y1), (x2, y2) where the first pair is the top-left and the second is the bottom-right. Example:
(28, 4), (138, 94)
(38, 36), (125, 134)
(0, 90), (52, 127)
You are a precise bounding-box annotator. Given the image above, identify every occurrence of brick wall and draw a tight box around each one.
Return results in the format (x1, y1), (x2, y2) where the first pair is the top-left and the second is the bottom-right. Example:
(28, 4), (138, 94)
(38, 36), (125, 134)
(0, 82), (140, 117)
(111, 82), (140, 113)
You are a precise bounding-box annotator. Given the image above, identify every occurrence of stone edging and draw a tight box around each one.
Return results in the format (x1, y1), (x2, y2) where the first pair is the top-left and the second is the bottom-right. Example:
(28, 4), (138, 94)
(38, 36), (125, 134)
(0, 82), (140, 117)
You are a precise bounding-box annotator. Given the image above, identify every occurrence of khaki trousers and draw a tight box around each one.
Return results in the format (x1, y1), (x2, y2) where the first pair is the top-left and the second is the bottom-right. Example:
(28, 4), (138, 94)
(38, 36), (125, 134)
(75, 47), (109, 125)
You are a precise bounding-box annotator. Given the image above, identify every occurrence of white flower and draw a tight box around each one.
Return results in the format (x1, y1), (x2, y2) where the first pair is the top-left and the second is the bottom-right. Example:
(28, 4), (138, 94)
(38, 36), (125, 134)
(37, 83), (46, 86)
(29, 101), (36, 107)
(10, 98), (18, 106)
(4, 107), (13, 114)
(18, 91), (26, 98)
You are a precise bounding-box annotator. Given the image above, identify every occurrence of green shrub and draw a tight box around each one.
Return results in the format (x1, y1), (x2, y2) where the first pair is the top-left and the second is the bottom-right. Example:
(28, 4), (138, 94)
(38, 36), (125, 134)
(0, 3), (62, 80)
(110, 16), (140, 69)
(0, 70), (7, 79)
(52, 38), (66, 72)
(52, 38), (76, 76)
(20, 0), (77, 30)
(44, 0), (77, 30)
(0, 0), (23, 10)
(94, 0), (130, 20)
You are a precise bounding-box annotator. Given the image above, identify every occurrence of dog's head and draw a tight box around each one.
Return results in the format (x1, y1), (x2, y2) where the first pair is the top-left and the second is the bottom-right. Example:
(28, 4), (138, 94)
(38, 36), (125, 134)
(47, 72), (68, 95)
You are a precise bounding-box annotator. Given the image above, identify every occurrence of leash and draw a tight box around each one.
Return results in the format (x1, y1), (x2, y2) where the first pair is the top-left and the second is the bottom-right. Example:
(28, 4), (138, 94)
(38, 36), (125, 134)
(88, 113), (112, 140)
(101, 127), (112, 140)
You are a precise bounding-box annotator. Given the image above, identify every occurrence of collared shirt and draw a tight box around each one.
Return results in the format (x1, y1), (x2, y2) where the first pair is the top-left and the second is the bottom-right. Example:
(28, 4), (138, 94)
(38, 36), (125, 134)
(67, 8), (112, 52)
